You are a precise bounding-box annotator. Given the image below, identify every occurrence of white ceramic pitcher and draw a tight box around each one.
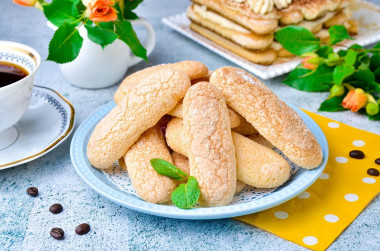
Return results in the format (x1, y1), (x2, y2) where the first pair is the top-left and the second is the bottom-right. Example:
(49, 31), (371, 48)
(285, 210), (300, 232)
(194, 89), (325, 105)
(48, 19), (155, 89)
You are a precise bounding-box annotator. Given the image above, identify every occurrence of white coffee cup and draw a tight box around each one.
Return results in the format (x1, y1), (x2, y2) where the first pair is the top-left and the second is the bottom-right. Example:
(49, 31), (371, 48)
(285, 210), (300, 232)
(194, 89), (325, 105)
(0, 41), (41, 150)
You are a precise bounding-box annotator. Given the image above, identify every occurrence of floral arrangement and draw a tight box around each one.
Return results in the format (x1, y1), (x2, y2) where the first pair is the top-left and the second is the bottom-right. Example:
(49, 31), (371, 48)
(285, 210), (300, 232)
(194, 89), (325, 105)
(275, 25), (380, 120)
(14, 0), (147, 64)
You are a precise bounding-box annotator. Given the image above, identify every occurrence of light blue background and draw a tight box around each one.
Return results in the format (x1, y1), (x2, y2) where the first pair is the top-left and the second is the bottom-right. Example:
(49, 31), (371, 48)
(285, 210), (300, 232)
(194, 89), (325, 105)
(0, 0), (379, 250)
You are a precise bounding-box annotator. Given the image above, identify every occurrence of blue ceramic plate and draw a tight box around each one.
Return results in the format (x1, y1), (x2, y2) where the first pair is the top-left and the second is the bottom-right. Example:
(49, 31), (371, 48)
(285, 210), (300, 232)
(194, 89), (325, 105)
(70, 101), (328, 220)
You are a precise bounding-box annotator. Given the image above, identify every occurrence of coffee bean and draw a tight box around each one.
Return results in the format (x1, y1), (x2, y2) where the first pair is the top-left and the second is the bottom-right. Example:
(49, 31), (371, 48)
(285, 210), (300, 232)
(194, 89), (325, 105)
(349, 150), (365, 159)
(367, 168), (379, 176)
(75, 223), (90, 235)
(26, 187), (38, 197)
(50, 228), (64, 240)
(49, 204), (63, 214)
(375, 158), (380, 165)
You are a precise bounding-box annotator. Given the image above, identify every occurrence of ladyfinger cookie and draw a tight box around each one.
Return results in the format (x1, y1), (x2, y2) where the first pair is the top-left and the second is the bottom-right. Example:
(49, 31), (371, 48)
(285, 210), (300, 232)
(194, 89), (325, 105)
(166, 119), (289, 188)
(232, 132), (290, 188)
(171, 151), (246, 194)
(168, 103), (241, 128)
(87, 69), (191, 169)
(210, 67), (323, 169)
(124, 125), (177, 204)
(114, 61), (208, 104)
(248, 134), (275, 149)
(232, 111), (258, 136)
(183, 82), (236, 207)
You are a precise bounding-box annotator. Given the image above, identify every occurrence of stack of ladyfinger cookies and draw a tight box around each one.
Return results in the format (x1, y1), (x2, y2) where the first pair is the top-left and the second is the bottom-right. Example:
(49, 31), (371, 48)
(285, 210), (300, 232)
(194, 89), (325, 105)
(186, 0), (358, 65)
(87, 61), (323, 207)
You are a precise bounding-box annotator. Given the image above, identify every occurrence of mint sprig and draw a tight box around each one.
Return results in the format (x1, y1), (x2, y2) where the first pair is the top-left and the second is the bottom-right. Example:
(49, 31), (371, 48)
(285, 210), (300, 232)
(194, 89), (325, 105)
(150, 158), (188, 181)
(171, 176), (200, 209)
(276, 25), (380, 120)
(150, 158), (201, 209)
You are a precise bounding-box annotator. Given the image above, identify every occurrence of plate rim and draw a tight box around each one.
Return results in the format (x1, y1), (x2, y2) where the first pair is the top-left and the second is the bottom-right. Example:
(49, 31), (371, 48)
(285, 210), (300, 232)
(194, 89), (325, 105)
(70, 101), (328, 220)
(0, 86), (76, 169)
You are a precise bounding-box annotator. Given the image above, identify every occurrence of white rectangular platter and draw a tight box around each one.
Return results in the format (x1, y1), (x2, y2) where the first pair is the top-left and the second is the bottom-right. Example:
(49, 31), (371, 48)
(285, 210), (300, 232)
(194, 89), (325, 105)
(162, 1), (380, 79)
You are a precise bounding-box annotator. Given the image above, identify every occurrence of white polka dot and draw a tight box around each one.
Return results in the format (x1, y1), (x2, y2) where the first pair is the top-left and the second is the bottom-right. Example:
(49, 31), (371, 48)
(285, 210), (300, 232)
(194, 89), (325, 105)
(274, 211), (289, 219)
(335, 157), (348, 163)
(319, 173), (330, 179)
(353, 140), (365, 147)
(328, 122), (340, 128)
(345, 193), (359, 202)
(303, 236), (318, 246)
(324, 214), (339, 223)
(362, 177), (376, 184)
(298, 191), (310, 199)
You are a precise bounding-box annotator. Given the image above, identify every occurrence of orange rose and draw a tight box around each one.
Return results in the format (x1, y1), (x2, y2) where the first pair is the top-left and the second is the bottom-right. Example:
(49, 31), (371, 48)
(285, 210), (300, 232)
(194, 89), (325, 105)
(13, 0), (37, 7)
(342, 88), (368, 112)
(302, 56), (319, 70)
(89, 0), (117, 22)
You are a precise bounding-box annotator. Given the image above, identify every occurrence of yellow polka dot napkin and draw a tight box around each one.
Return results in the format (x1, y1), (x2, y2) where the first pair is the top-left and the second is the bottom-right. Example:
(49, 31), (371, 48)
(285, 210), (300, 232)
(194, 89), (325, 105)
(236, 111), (380, 251)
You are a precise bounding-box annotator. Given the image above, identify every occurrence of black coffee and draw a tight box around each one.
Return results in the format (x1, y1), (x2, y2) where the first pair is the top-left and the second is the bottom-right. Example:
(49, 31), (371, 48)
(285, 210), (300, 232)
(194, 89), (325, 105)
(0, 61), (28, 88)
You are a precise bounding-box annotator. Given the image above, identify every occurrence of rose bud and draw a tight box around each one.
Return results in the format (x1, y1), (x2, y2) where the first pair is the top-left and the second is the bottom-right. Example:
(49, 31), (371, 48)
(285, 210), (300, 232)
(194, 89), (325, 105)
(301, 53), (320, 70)
(365, 94), (379, 116)
(89, 0), (117, 22)
(328, 84), (345, 99)
(13, 0), (37, 7)
(342, 88), (368, 112)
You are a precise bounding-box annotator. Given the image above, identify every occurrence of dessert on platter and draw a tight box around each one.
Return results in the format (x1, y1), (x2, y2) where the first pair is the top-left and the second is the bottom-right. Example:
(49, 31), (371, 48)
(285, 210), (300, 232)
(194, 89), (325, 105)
(86, 61), (323, 208)
(186, 0), (358, 65)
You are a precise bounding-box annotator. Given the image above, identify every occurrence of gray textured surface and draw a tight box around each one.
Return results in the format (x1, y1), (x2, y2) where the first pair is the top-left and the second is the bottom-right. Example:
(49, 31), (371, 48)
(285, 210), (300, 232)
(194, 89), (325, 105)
(1, 0), (379, 250)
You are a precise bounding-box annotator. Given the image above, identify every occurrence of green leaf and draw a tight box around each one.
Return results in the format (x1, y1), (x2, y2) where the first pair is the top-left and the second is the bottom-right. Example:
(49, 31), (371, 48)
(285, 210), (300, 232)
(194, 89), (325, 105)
(333, 65), (355, 85)
(373, 43), (380, 50)
(114, 20), (148, 61)
(43, 0), (80, 27)
(316, 45), (333, 58)
(370, 54), (380, 71)
(355, 68), (375, 85)
(99, 22), (114, 31)
(124, 10), (139, 20)
(283, 64), (333, 92)
(319, 95), (348, 112)
(47, 23), (83, 63)
(85, 24), (117, 49)
(76, 0), (86, 14)
(344, 49), (357, 66)
(150, 158), (188, 181)
(274, 26), (320, 56)
(328, 25), (353, 45)
(171, 176), (200, 209)
(350, 44), (364, 50)
(369, 112), (380, 120)
(124, 0), (143, 10)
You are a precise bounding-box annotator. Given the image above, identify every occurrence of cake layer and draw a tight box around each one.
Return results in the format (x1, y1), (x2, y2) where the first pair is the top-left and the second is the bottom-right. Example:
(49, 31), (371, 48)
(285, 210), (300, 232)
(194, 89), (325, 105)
(188, 4), (274, 50)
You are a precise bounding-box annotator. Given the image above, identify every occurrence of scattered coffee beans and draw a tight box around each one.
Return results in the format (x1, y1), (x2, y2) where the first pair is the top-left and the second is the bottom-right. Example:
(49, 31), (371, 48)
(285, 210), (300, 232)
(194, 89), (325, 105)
(367, 168), (379, 177)
(375, 158), (380, 165)
(50, 228), (64, 240)
(349, 150), (365, 159)
(26, 187), (38, 197)
(49, 204), (63, 214)
(75, 223), (90, 235)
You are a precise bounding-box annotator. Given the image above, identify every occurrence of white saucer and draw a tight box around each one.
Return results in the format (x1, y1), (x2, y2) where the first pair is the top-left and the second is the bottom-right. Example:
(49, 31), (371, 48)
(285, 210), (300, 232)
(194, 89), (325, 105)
(0, 86), (75, 169)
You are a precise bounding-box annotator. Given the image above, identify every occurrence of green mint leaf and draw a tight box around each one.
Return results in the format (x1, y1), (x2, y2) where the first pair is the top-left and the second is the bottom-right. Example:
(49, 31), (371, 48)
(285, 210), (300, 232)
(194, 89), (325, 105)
(171, 176), (200, 209)
(274, 26), (320, 56)
(316, 45), (333, 58)
(333, 65), (355, 86)
(370, 54), (380, 71)
(85, 24), (117, 49)
(43, 0), (80, 27)
(124, 10), (139, 20)
(344, 49), (357, 66)
(319, 95), (348, 112)
(283, 64), (333, 92)
(328, 25), (353, 45)
(47, 23), (83, 63)
(124, 0), (143, 10)
(115, 20), (148, 61)
(150, 158), (188, 181)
